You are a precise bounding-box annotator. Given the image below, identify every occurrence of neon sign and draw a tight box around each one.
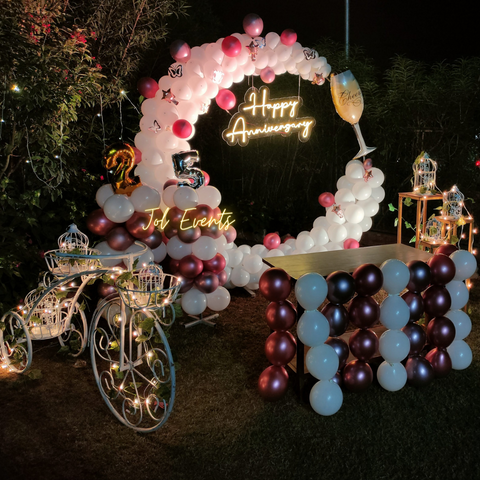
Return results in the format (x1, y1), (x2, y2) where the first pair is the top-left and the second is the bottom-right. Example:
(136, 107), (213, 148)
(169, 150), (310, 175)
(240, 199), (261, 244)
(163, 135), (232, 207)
(222, 86), (315, 147)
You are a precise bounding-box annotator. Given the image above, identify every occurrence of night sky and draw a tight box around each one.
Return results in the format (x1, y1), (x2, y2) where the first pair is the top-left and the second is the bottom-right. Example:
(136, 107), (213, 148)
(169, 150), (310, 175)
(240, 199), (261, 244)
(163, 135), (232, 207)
(206, 0), (478, 66)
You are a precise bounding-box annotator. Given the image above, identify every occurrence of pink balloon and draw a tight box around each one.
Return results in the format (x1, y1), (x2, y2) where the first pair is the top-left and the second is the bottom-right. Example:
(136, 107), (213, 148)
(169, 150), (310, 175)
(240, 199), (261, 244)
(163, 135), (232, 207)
(263, 232), (281, 250)
(280, 29), (297, 46)
(170, 39), (191, 62)
(221, 35), (242, 57)
(203, 171), (210, 186)
(260, 67), (275, 84)
(137, 77), (159, 99)
(216, 89), (236, 110)
(243, 13), (264, 37)
(223, 226), (237, 243)
(132, 146), (142, 164)
(344, 238), (360, 249)
(318, 192), (335, 208)
(172, 119), (192, 139)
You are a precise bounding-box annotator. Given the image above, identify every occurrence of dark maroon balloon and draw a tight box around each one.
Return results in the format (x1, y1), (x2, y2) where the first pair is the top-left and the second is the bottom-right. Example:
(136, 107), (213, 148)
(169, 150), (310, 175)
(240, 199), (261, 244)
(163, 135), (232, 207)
(325, 337), (349, 370)
(352, 264), (384, 296)
(343, 360), (373, 393)
(195, 271), (219, 294)
(141, 229), (163, 250)
(348, 328), (379, 361)
(321, 303), (350, 337)
(224, 226), (237, 243)
(265, 331), (296, 366)
(178, 276), (194, 294)
(425, 347), (452, 378)
(86, 209), (116, 236)
(217, 269), (228, 287)
(406, 355), (434, 387)
(259, 268), (292, 302)
(326, 271), (356, 304)
(178, 254), (204, 279)
(331, 371), (343, 388)
(106, 226), (135, 251)
(402, 323), (426, 355)
(203, 253), (227, 274)
(435, 244), (458, 256)
(166, 207), (185, 228)
(401, 291), (424, 322)
(265, 300), (297, 332)
(97, 280), (117, 298)
(258, 365), (289, 401)
(426, 316), (455, 348)
(201, 222), (223, 239)
(177, 225), (201, 243)
(428, 254), (456, 286)
(407, 260), (431, 293)
(126, 212), (155, 239)
(163, 223), (179, 239)
(137, 77), (159, 98)
(163, 179), (179, 189)
(422, 285), (451, 317)
(349, 295), (380, 329)
(169, 258), (180, 274)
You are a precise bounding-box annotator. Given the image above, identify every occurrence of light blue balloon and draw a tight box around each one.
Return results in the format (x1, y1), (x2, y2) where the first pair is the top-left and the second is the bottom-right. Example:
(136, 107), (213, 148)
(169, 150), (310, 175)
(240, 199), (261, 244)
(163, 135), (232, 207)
(306, 344), (339, 380)
(380, 259), (410, 295)
(445, 309), (472, 340)
(379, 329), (410, 363)
(379, 295), (409, 329)
(297, 310), (330, 347)
(310, 380), (343, 416)
(377, 361), (407, 392)
(445, 281), (469, 310)
(294, 272), (328, 310)
(447, 340), (472, 370)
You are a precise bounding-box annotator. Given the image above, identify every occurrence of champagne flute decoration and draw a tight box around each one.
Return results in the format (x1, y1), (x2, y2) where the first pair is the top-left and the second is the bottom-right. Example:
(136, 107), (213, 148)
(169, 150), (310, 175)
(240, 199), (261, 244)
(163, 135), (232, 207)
(330, 70), (376, 160)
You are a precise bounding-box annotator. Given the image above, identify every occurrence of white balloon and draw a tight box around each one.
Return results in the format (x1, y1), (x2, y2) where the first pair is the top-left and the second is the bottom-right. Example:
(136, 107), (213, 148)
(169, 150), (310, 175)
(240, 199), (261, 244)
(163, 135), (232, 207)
(237, 244), (251, 255)
(310, 227), (329, 246)
(103, 195), (135, 223)
(96, 184), (114, 208)
(335, 188), (356, 205)
(346, 162), (365, 182)
(265, 32), (280, 49)
(357, 198), (379, 217)
(358, 216), (373, 232)
(284, 238), (297, 248)
(379, 330), (410, 363)
(380, 259), (410, 295)
(352, 181), (372, 201)
(337, 175), (354, 190)
(251, 244), (267, 256)
(264, 249), (285, 258)
(447, 340), (472, 370)
(371, 186), (386, 203)
(445, 309), (472, 340)
(306, 344), (339, 380)
(297, 230), (310, 237)
(277, 244), (293, 255)
(367, 168), (385, 188)
(197, 185), (222, 208)
(130, 185), (161, 212)
(295, 234), (314, 252)
(162, 185), (178, 208)
(227, 249), (243, 268)
(173, 186), (199, 210)
(192, 236), (217, 261)
(324, 242), (344, 251)
(297, 310), (330, 347)
(155, 131), (179, 151)
(327, 224), (347, 243)
(344, 222), (363, 242)
(450, 250), (477, 281)
(96, 241), (123, 267)
(313, 216), (331, 230)
(181, 287), (207, 315)
(309, 245), (328, 253)
(152, 242), (167, 263)
(206, 286), (231, 311)
(230, 266), (250, 287)
(242, 254), (263, 274)
(125, 243), (154, 267)
(295, 272), (328, 310)
(309, 380), (343, 416)
(344, 204), (365, 224)
(326, 209), (346, 225)
(445, 280), (469, 310)
(166, 236), (192, 260)
(380, 295), (410, 329)
(377, 361), (407, 392)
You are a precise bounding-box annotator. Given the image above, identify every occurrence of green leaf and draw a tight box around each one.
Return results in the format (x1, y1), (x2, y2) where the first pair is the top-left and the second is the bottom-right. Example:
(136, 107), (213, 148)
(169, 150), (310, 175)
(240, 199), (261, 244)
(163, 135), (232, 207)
(57, 345), (71, 355)
(26, 369), (43, 380)
(388, 203), (396, 212)
(138, 318), (155, 331)
(404, 221), (413, 230)
(135, 334), (149, 343)
(403, 197), (413, 207)
(394, 218), (399, 227)
(55, 291), (69, 300)
(409, 235), (417, 243)
(450, 235), (459, 244)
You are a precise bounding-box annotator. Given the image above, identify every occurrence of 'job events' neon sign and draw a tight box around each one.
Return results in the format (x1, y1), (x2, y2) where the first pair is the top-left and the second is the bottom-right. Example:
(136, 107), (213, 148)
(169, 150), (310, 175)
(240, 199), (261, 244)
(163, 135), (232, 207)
(222, 86), (316, 147)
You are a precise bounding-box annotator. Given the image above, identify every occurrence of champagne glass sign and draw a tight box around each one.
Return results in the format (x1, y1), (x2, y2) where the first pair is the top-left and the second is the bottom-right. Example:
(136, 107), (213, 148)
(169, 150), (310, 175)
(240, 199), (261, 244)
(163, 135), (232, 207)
(330, 70), (376, 159)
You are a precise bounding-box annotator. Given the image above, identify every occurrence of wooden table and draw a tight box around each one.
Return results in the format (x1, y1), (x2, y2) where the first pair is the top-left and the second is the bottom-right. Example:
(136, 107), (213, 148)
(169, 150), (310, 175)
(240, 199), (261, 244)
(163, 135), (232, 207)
(263, 244), (433, 400)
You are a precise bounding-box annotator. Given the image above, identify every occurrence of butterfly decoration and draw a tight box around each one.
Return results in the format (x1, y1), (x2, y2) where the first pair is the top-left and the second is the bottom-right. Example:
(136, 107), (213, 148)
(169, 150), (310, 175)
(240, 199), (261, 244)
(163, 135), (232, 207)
(211, 69), (225, 84)
(148, 120), (161, 134)
(311, 73), (325, 85)
(161, 89), (179, 105)
(200, 102), (210, 114)
(303, 48), (318, 61)
(168, 63), (183, 78)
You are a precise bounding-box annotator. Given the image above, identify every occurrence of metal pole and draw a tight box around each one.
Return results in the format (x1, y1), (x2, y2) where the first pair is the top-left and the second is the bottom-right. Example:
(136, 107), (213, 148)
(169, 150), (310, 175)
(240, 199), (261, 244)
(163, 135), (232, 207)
(345, 0), (350, 61)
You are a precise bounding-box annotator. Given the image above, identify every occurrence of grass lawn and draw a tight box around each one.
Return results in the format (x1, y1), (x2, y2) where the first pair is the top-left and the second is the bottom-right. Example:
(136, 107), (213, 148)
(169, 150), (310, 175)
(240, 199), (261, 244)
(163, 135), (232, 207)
(1, 281), (479, 480)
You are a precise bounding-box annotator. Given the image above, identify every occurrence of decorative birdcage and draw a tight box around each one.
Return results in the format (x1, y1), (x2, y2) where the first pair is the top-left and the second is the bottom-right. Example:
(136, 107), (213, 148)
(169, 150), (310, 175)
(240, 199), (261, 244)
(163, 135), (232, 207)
(442, 185), (464, 220)
(413, 152), (437, 195)
(423, 217), (443, 243)
(58, 224), (89, 254)
(22, 288), (68, 340)
(116, 263), (181, 310)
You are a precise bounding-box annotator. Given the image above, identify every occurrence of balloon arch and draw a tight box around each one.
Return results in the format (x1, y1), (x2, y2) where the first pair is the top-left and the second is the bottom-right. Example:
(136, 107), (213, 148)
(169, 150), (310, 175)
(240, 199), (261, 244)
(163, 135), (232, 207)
(89, 14), (385, 317)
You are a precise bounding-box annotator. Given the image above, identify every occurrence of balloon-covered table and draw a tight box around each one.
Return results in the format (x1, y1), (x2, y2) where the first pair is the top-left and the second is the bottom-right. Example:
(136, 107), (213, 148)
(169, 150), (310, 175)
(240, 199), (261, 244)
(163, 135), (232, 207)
(263, 244), (433, 398)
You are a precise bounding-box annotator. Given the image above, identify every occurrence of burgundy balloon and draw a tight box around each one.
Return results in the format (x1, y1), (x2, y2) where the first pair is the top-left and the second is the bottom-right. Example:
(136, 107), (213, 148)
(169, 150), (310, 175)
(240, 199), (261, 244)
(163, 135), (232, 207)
(406, 355), (434, 387)
(195, 271), (219, 294)
(325, 337), (349, 370)
(265, 300), (297, 332)
(178, 276), (194, 294)
(348, 328), (379, 361)
(352, 264), (384, 296)
(169, 258), (180, 274)
(163, 224), (179, 239)
(435, 244), (458, 256)
(422, 285), (451, 317)
(342, 360), (373, 393)
(258, 365), (289, 402)
(426, 316), (455, 348)
(259, 268), (292, 302)
(402, 323), (427, 355)
(265, 331), (296, 366)
(425, 348), (452, 378)
(428, 254), (456, 286)
(406, 260), (431, 293)
(125, 212), (155, 239)
(97, 280), (117, 298)
(106, 226), (135, 251)
(137, 77), (159, 98)
(178, 225), (201, 244)
(217, 269), (228, 287)
(331, 371), (343, 388)
(163, 179), (179, 189)
(326, 271), (356, 304)
(178, 254), (204, 279)
(349, 295), (380, 329)
(203, 253), (227, 274)
(401, 291), (424, 322)
(201, 222), (223, 239)
(321, 303), (350, 337)
(141, 229), (163, 250)
(86, 209), (116, 236)
(166, 207), (185, 228)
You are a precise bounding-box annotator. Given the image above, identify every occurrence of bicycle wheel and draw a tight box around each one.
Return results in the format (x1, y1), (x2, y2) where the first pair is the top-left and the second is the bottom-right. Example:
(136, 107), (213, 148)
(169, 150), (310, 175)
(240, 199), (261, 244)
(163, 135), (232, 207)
(0, 311), (33, 373)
